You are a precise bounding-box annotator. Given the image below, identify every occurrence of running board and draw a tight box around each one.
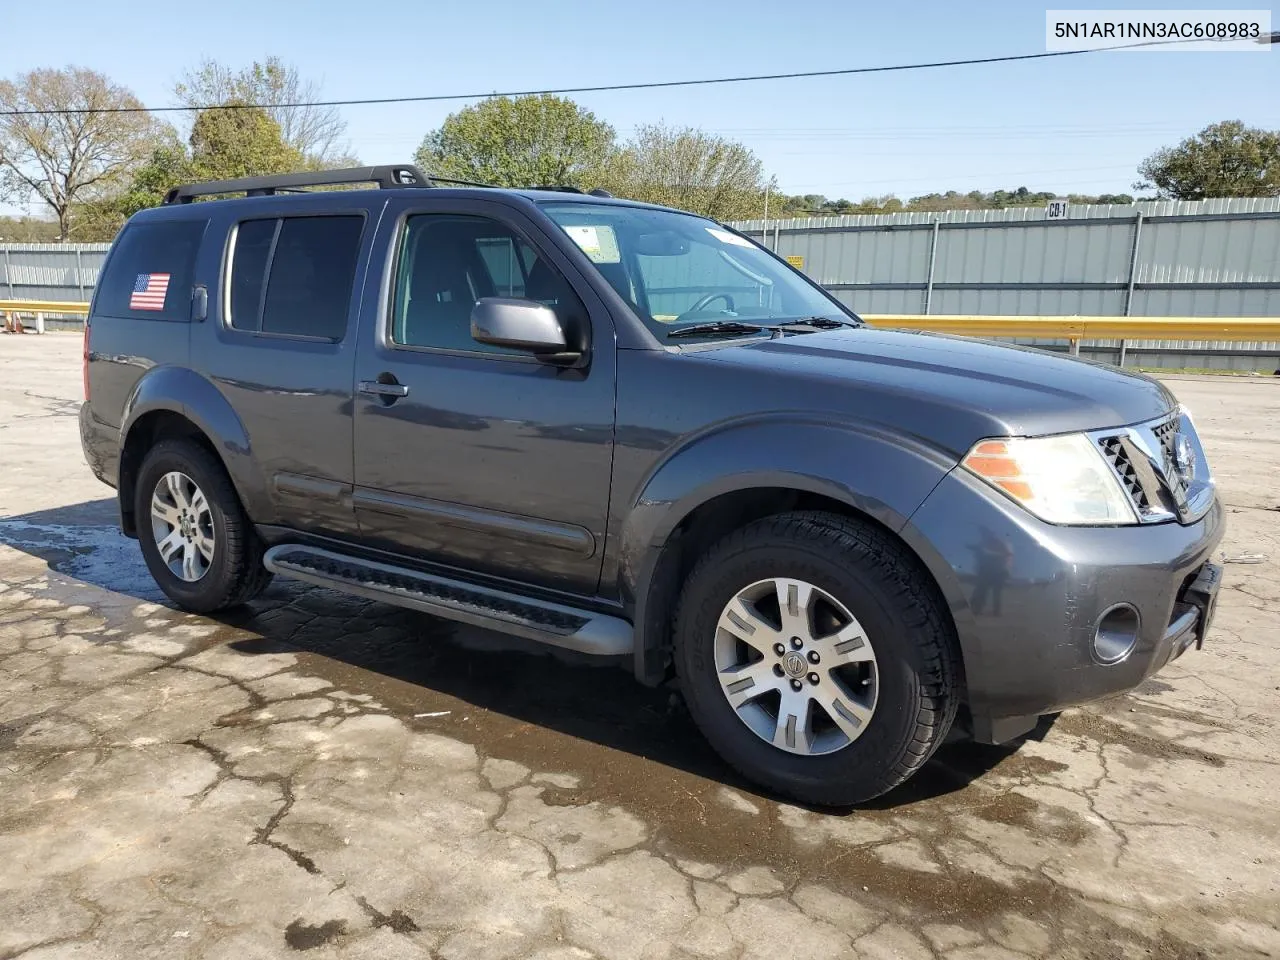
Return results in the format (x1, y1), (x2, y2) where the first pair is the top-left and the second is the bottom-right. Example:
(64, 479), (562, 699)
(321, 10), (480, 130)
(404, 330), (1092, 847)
(262, 545), (632, 657)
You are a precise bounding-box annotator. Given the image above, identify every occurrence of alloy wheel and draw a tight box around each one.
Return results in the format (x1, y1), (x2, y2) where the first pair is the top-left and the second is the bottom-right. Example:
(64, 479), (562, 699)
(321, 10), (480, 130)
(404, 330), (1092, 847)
(149, 471), (215, 582)
(713, 577), (879, 756)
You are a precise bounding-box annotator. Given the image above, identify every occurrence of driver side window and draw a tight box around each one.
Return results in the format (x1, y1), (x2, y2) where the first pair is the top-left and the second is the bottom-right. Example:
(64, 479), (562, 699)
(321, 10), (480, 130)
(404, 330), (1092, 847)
(391, 214), (586, 355)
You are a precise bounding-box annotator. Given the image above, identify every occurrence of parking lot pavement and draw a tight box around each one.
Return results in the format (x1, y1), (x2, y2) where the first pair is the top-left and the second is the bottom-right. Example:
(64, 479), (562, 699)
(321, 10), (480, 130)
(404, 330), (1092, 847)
(1, 334), (1278, 960)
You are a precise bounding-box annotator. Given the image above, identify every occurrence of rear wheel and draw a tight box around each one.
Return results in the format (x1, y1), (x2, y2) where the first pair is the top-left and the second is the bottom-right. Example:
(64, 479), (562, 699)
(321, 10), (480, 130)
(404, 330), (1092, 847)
(135, 439), (272, 612)
(674, 511), (959, 806)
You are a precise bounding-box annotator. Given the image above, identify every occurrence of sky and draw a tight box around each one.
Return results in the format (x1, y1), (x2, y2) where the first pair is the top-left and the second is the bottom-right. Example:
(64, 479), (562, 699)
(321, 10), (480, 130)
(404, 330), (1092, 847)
(2, 0), (1277, 216)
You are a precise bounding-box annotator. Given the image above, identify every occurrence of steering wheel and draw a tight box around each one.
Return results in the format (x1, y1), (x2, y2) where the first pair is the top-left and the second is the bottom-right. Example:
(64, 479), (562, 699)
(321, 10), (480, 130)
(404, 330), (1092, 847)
(676, 292), (735, 320)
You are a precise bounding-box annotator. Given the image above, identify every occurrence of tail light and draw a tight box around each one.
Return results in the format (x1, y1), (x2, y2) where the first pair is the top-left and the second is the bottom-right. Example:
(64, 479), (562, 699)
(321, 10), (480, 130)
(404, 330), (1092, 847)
(82, 320), (91, 401)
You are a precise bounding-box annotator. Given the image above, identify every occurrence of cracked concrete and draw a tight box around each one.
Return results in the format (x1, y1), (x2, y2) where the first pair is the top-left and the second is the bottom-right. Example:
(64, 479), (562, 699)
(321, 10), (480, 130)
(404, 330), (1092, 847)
(2, 335), (1279, 959)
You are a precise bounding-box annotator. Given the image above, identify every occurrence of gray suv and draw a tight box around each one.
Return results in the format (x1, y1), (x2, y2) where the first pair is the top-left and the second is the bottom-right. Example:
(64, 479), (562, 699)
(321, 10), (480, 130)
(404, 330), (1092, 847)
(79, 164), (1224, 805)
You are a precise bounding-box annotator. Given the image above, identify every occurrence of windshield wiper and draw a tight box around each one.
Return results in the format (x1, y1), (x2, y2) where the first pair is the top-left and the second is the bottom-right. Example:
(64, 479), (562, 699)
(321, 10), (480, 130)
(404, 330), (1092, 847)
(666, 321), (768, 339)
(771, 316), (856, 330)
(666, 316), (857, 339)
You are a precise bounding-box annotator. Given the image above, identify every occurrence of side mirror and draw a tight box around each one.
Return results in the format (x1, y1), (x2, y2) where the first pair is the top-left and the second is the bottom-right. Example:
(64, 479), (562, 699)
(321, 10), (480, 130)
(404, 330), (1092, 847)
(471, 297), (571, 355)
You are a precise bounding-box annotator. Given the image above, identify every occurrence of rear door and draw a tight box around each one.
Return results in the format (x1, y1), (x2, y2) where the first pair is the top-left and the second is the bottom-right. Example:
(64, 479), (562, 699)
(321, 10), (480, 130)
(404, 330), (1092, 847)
(200, 200), (377, 538)
(351, 196), (617, 595)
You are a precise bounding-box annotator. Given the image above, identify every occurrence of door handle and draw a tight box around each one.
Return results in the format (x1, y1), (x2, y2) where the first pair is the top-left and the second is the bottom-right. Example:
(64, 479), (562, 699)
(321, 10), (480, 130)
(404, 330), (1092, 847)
(358, 378), (409, 400)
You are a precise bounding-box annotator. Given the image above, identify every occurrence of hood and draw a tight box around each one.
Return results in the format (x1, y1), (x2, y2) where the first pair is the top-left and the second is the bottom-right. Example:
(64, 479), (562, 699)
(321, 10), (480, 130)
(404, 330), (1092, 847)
(696, 326), (1177, 455)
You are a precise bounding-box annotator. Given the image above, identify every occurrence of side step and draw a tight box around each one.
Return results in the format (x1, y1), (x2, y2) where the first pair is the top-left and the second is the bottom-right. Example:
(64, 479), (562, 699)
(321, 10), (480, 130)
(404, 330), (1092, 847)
(263, 545), (633, 657)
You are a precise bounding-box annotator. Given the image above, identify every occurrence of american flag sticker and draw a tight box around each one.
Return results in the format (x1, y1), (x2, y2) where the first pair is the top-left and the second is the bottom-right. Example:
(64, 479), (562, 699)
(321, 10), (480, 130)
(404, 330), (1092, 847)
(129, 272), (171, 311)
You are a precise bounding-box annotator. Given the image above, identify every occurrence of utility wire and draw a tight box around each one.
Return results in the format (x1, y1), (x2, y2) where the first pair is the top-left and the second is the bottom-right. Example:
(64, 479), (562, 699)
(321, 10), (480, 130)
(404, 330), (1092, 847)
(0, 40), (1220, 117)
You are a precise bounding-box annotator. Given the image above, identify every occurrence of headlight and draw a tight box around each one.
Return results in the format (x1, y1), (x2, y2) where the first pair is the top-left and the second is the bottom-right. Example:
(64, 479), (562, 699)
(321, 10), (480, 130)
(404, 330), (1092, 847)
(961, 433), (1138, 526)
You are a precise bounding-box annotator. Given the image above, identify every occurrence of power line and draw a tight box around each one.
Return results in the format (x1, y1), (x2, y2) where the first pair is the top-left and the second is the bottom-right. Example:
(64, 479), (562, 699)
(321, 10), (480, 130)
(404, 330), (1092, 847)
(0, 41), (1197, 118)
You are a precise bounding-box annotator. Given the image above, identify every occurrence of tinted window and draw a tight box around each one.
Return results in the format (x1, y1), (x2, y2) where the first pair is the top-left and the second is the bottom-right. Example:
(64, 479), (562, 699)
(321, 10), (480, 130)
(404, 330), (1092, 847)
(392, 215), (584, 355)
(476, 237), (535, 298)
(228, 219), (276, 332)
(261, 216), (364, 339)
(94, 219), (207, 320)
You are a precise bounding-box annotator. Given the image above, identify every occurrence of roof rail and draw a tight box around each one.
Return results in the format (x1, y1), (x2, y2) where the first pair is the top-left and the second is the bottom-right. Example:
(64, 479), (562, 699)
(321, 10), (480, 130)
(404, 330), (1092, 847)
(428, 175), (499, 188)
(162, 164), (430, 204)
(532, 185), (615, 198)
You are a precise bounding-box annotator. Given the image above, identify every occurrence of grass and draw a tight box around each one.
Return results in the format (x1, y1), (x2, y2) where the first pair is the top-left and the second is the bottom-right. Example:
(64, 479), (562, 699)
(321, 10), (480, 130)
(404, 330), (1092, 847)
(1128, 366), (1276, 377)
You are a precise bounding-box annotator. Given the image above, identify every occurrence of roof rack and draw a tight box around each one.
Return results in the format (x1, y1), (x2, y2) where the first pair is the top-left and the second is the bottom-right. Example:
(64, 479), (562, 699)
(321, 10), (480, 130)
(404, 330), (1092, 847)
(162, 164), (430, 204)
(161, 164), (619, 205)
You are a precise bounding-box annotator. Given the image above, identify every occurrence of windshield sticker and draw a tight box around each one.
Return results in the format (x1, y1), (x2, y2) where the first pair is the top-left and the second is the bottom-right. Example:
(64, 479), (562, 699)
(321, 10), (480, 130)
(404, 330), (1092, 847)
(564, 225), (621, 263)
(705, 227), (754, 248)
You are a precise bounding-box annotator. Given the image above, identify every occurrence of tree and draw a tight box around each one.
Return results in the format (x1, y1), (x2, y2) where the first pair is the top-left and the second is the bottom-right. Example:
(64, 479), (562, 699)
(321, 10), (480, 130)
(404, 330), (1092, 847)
(188, 102), (301, 181)
(603, 124), (770, 221)
(0, 67), (164, 239)
(0, 215), (59, 242)
(73, 103), (301, 240)
(175, 57), (351, 165)
(1137, 120), (1280, 199)
(416, 95), (615, 188)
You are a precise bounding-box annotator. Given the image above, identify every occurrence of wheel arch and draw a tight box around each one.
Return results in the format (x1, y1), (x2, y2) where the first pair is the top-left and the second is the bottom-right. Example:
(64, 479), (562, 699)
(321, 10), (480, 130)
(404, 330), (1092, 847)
(118, 367), (267, 537)
(617, 418), (964, 688)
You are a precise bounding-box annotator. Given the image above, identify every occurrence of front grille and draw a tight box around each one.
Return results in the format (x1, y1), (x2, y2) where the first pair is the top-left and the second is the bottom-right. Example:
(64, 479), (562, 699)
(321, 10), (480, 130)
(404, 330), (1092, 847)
(1152, 418), (1178, 474)
(1095, 414), (1184, 521)
(1098, 436), (1150, 510)
(1094, 412), (1213, 525)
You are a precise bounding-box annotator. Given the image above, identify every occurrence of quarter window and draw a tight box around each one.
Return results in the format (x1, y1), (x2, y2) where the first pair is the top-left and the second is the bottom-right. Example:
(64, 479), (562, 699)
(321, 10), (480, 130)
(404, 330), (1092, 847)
(227, 215), (364, 340)
(94, 219), (208, 321)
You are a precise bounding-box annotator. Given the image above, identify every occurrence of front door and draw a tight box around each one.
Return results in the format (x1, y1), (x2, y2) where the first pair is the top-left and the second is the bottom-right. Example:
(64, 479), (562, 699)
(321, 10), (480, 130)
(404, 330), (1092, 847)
(352, 199), (617, 595)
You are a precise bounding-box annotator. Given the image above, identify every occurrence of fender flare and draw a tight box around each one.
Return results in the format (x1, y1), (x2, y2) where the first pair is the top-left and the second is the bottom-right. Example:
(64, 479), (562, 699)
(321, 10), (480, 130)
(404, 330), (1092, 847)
(119, 366), (272, 523)
(617, 415), (958, 682)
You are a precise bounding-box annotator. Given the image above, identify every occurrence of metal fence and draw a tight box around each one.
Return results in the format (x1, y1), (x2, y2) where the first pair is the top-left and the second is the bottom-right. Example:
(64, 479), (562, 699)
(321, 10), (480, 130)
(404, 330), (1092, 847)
(5, 196), (1280, 369)
(0, 243), (108, 302)
(730, 197), (1280, 371)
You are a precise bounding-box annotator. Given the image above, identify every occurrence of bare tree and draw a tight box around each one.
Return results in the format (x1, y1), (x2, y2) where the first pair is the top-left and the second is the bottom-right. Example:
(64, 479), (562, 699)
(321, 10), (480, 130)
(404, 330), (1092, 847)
(0, 67), (163, 240)
(602, 124), (770, 221)
(175, 58), (351, 165)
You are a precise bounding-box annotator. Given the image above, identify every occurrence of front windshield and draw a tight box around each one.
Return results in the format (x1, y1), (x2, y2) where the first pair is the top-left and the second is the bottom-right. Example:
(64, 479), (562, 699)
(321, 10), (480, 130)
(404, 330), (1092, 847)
(540, 202), (855, 340)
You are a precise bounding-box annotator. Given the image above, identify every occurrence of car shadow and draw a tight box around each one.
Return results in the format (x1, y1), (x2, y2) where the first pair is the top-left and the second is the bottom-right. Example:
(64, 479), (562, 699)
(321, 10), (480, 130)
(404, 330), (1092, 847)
(2, 498), (1042, 811)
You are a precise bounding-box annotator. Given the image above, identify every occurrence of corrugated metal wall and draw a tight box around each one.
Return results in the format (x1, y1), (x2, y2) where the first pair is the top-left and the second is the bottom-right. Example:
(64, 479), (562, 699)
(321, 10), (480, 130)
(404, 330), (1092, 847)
(731, 197), (1280, 370)
(734, 197), (1280, 319)
(0, 244), (109, 302)
(9, 200), (1279, 316)
(5, 199), (1279, 367)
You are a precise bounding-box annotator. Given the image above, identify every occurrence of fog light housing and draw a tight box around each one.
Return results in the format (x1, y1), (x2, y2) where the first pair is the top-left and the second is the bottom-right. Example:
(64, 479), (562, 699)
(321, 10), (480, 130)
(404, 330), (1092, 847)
(1094, 604), (1140, 664)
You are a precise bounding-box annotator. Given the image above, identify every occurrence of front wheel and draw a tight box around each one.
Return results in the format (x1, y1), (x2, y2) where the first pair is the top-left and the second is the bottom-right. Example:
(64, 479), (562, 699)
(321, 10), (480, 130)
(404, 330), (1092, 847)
(674, 511), (960, 806)
(134, 439), (272, 613)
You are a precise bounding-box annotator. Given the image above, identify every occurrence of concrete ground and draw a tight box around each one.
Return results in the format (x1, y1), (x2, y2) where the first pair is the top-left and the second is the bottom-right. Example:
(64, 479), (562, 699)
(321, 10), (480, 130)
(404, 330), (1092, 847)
(1, 333), (1278, 960)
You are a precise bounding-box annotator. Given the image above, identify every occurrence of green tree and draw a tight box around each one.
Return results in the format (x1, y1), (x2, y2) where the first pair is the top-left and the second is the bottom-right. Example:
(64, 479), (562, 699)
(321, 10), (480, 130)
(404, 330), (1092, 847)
(0, 215), (59, 241)
(416, 95), (615, 188)
(74, 102), (301, 239)
(0, 67), (164, 239)
(188, 102), (301, 181)
(175, 57), (352, 165)
(1137, 120), (1280, 199)
(604, 124), (770, 221)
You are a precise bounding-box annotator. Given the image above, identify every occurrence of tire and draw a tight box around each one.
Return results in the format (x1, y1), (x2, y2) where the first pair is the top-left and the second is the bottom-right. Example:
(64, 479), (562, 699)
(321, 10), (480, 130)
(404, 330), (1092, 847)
(134, 438), (273, 613)
(673, 511), (959, 807)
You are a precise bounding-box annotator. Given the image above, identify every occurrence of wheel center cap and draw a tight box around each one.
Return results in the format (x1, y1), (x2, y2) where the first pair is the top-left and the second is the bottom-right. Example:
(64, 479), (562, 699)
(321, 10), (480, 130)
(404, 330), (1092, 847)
(782, 652), (808, 678)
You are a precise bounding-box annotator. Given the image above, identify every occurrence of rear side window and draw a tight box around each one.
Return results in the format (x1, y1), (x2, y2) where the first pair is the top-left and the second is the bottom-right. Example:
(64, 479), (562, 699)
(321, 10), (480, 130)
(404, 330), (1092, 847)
(226, 215), (364, 340)
(95, 219), (207, 321)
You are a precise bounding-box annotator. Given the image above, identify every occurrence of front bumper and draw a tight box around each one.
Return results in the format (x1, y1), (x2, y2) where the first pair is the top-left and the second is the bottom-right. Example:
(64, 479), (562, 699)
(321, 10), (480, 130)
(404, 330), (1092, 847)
(903, 468), (1225, 743)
